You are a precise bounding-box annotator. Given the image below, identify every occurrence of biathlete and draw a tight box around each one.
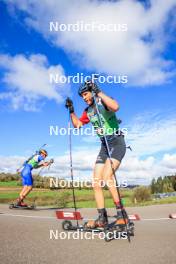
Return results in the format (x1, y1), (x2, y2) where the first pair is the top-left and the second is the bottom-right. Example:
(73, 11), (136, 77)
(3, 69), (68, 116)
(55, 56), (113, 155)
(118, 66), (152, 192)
(66, 81), (128, 227)
(16, 149), (50, 207)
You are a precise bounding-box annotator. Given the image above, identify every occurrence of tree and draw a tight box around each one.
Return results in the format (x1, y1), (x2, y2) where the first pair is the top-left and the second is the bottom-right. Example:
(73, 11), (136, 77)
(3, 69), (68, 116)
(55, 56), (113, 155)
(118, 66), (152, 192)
(132, 186), (151, 203)
(151, 178), (156, 194)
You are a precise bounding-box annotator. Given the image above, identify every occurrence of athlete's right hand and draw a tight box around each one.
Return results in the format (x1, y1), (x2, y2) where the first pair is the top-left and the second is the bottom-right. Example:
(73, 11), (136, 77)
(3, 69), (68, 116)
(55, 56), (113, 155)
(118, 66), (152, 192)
(65, 97), (74, 113)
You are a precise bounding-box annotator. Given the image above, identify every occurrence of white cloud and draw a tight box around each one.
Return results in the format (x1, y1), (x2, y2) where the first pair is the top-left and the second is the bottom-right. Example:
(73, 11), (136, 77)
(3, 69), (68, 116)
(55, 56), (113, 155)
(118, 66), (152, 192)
(1, 149), (176, 185)
(4, 0), (176, 85)
(0, 156), (24, 173)
(0, 150), (96, 180)
(126, 110), (176, 156)
(121, 153), (176, 184)
(0, 54), (69, 111)
(162, 153), (176, 169)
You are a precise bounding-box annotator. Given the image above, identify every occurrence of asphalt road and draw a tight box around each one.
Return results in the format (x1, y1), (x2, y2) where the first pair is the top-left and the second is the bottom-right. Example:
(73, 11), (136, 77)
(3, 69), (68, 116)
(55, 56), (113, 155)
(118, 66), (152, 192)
(0, 204), (176, 264)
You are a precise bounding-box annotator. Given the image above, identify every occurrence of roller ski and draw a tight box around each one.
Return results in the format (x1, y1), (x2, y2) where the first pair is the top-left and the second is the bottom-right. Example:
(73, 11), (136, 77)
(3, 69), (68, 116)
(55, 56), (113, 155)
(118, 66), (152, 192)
(57, 208), (135, 242)
(9, 199), (36, 210)
(84, 213), (134, 242)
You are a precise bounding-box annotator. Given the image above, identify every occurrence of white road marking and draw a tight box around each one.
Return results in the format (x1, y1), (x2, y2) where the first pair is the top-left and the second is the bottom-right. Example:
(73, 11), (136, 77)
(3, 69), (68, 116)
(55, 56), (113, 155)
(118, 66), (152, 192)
(141, 217), (171, 221)
(0, 213), (56, 219)
(0, 213), (175, 222)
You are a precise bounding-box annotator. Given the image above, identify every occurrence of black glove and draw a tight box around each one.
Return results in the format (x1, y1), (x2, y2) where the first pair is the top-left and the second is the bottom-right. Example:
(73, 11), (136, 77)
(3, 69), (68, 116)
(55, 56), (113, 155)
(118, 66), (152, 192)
(88, 82), (101, 95)
(49, 158), (54, 164)
(65, 97), (74, 113)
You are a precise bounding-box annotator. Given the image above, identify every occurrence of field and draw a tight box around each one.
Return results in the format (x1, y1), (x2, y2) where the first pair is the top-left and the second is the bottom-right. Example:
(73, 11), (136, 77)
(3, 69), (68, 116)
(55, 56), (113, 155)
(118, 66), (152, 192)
(0, 181), (176, 207)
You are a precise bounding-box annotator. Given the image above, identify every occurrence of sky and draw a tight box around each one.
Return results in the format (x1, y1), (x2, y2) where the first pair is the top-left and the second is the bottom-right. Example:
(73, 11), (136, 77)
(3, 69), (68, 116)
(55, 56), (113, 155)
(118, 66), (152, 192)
(0, 0), (176, 185)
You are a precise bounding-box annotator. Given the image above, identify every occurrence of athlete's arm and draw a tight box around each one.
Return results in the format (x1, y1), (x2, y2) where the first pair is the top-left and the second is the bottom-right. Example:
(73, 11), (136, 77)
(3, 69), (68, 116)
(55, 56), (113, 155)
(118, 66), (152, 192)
(35, 161), (50, 168)
(97, 92), (119, 112)
(65, 97), (90, 128)
(65, 98), (83, 128)
(42, 162), (51, 167)
(70, 113), (83, 128)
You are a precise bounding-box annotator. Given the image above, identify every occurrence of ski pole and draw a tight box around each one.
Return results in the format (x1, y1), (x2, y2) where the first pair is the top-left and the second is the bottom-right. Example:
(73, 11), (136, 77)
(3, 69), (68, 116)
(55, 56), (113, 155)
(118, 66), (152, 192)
(48, 158), (54, 170)
(68, 112), (79, 227)
(91, 83), (131, 242)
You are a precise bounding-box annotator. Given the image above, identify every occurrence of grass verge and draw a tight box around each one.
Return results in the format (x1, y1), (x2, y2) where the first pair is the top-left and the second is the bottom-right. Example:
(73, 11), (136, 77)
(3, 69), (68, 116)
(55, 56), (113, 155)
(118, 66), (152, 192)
(0, 186), (176, 207)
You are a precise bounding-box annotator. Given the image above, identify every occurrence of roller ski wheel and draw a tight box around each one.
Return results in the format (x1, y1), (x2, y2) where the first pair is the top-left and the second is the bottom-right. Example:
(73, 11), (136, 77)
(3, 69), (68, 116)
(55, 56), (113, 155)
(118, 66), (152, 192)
(31, 204), (36, 209)
(9, 204), (14, 209)
(62, 220), (73, 230)
(127, 221), (135, 236)
(104, 229), (114, 242)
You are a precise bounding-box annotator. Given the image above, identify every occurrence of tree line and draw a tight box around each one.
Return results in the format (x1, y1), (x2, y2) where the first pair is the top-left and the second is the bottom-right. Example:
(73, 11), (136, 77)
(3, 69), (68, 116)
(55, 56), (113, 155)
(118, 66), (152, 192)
(150, 175), (176, 193)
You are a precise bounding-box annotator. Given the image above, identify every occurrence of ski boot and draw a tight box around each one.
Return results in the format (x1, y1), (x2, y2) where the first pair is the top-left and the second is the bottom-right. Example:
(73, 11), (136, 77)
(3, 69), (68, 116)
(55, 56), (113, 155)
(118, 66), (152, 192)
(116, 209), (129, 225)
(115, 201), (129, 225)
(15, 198), (28, 207)
(85, 208), (108, 229)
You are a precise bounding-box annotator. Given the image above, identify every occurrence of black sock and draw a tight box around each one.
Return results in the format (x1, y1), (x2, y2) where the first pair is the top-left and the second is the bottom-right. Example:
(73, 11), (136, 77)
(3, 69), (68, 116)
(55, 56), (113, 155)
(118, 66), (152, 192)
(97, 208), (107, 219)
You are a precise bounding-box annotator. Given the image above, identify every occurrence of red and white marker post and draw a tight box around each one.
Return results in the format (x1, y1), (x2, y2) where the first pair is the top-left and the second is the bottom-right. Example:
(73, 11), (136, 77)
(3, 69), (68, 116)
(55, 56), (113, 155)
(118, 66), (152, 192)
(129, 214), (140, 221)
(169, 213), (176, 219)
(56, 210), (83, 220)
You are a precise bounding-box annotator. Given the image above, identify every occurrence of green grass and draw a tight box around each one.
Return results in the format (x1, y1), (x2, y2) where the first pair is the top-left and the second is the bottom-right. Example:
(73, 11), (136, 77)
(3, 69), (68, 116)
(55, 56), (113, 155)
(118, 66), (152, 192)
(134, 196), (176, 206)
(0, 189), (96, 206)
(0, 182), (176, 207)
(0, 181), (20, 187)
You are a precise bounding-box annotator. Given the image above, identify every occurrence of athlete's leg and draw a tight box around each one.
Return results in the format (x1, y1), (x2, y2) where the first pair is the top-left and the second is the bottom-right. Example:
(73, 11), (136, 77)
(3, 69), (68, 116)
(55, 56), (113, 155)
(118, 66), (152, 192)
(103, 135), (126, 205)
(93, 163), (105, 209)
(103, 158), (129, 224)
(17, 165), (33, 204)
(85, 145), (108, 228)
(86, 163), (108, 228)
(103, 158), (121, 203)
(93, 142), (108, 209)
(19, 186), (28, 200)
(20, 186), (33, 199)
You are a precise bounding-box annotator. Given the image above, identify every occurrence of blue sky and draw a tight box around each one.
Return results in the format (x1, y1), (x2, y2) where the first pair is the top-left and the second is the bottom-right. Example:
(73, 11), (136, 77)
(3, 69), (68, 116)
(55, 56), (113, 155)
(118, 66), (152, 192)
(0, 0), (176, 184)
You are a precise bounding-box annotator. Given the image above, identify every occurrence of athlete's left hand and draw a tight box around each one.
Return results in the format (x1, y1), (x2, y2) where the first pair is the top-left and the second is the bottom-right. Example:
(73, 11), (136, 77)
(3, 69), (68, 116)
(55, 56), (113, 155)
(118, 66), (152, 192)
(65, 97), (74, 113)
(43, 162), (50, 167)
(90, 82), (101, 95)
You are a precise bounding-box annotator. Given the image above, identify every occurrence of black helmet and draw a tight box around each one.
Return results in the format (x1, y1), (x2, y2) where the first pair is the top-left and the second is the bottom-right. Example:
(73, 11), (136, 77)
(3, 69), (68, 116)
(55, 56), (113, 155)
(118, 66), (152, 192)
(39, 149), (48, 156)
(78, 80), (93, 96)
